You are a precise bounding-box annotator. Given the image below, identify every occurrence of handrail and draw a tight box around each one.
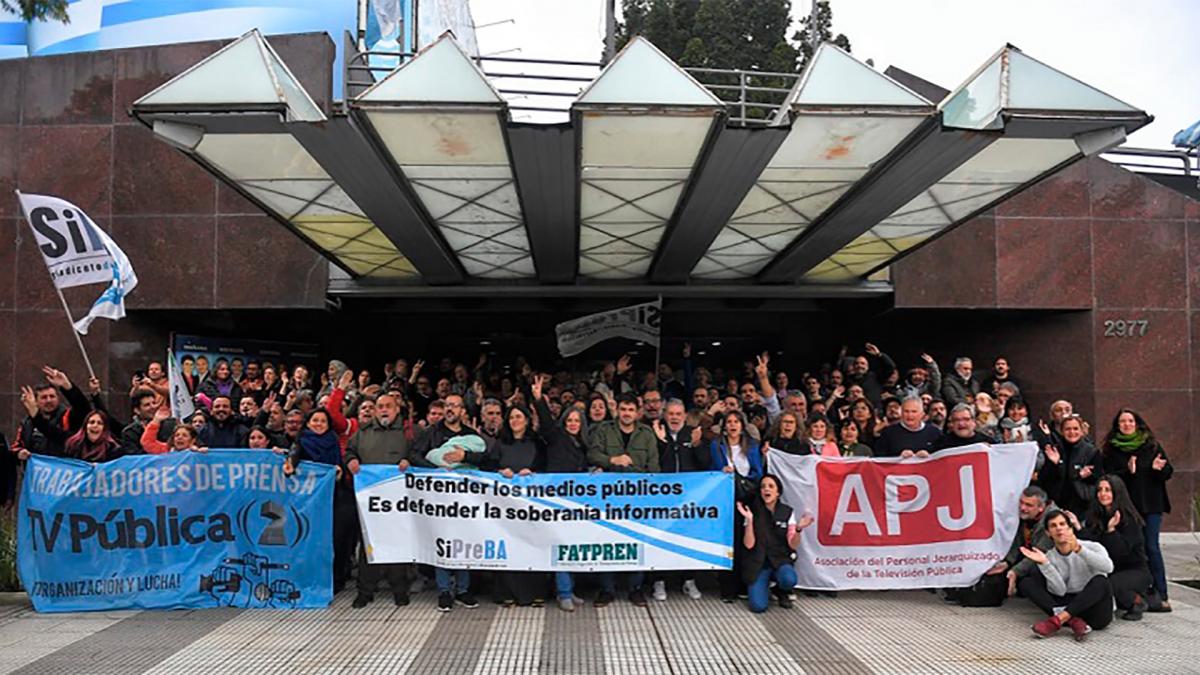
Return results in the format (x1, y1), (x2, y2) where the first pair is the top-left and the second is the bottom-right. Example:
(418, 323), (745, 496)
(344, 44), (797, 124)
(1102, 146), (1195, 176)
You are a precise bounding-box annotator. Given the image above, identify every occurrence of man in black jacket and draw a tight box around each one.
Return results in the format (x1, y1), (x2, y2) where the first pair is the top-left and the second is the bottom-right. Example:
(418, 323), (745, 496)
(119, 388), (161, 456)
(14, 367), (90, 460)
(650, 399), (708, 601)
(839, 343), (896, 407)
(197, 396), (248, 448)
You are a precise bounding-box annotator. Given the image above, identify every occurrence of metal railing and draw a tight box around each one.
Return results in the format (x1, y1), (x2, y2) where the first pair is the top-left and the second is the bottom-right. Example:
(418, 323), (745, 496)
(1102, 146), (1196, 176)
(344, 44), (797, 125)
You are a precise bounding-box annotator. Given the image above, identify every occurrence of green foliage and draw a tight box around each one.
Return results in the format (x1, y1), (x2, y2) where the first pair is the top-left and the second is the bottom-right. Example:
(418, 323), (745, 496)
(614, 0), (853, 120)
(0, 510), (19, 592)
(1, 0), (70, 22)
(793, 0), (851, 71)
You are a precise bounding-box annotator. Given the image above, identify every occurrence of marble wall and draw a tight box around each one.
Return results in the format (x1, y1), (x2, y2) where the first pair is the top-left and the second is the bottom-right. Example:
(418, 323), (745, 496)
(894, 157), (1198, 531)
(0, 34), (333, 440)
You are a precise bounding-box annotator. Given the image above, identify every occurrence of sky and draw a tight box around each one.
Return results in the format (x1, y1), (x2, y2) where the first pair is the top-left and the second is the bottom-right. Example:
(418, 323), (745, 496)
(468, 0), (1200, 147)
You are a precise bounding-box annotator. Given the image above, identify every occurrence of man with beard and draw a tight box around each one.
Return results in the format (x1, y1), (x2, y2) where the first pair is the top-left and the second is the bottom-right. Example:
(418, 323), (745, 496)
(347, 394), (411, 608)
(197, 396), (249, 448)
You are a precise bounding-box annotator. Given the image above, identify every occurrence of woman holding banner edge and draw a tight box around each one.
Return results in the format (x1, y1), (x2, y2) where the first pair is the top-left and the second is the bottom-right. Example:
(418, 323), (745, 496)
(710, 410), (763, 603)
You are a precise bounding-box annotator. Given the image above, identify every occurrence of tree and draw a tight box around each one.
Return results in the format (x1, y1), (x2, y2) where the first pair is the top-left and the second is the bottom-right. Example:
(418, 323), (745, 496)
(1, 0), (69, 22)
(793, 1), (851, 72)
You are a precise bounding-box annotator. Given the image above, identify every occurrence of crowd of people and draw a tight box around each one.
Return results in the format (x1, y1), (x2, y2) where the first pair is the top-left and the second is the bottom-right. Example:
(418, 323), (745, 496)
(0, 341), (1177, 639)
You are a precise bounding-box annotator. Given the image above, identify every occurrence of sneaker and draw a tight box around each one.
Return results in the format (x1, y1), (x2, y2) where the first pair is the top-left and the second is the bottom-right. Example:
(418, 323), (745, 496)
(351, 593), (372, 609)
(455, 592), (479, 609)
(531, 598), (545, 608)
(652, 581), (667, 602)
(737, 592), (748, 600)
(1031, 615), (1061, 638)
(682, 579), (702, 600)
(437, 592), (453, 612)
(594, 591), (615, 607)
(1066, 616), (1091, 642)
(628, 589), (648, 607)
(720, 594), (735, 604)
(558, 597), (576, 612)
(1148, 599), (1172, 613)
(393, 593), (410, 607)
(778, 593), (794, 609)
(803, 590), (820, 598)
(572, 594), (586, 607)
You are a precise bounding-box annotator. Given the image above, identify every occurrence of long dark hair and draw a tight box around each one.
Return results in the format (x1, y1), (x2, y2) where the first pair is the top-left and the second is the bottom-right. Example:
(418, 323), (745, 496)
(500, 403), (532, 444)
(1086, 474), (1144, 529)
(1102, 408), (1157, 454)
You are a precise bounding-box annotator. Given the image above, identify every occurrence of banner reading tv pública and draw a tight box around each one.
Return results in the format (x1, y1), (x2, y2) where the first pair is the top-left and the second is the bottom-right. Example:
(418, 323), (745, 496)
(18, 451), (335, 613)
(355, 468), (733, 571)
(770, 443), (1037, 591)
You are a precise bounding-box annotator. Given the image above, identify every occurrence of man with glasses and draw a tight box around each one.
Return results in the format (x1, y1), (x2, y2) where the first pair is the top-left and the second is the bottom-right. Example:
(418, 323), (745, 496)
(641, 390), (664, 422)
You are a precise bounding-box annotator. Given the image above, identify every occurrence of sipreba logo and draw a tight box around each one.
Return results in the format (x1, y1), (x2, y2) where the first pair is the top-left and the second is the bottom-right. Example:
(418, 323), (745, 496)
(816, 452), (993, 546)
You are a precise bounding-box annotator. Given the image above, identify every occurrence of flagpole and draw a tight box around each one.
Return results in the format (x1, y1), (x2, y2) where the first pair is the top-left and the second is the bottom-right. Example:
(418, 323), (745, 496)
(654, 294), (662, 390)
(15, 190), (96, 381)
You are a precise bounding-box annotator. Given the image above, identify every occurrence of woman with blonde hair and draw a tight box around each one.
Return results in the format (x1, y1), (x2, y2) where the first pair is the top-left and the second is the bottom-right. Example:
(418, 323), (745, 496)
(974, 392), (1000, 440)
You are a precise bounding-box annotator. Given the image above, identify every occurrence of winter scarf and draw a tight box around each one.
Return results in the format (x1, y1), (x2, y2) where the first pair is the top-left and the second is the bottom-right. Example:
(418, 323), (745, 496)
(1109, 431), (1147, 452)
(298, 429), (342, 466)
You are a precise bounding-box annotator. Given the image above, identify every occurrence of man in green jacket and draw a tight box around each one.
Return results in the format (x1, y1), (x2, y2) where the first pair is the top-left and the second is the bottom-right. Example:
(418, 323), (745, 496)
(588, 394), (660, 473)
(587, 394), (658, 607)
(346, 394), (410, 609)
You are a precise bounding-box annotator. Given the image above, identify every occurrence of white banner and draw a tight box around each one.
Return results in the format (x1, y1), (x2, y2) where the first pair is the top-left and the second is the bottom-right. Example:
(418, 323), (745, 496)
(555, 300), (661, 358)
(770, 443), (1037, 590)
(354, 468), (733, 571)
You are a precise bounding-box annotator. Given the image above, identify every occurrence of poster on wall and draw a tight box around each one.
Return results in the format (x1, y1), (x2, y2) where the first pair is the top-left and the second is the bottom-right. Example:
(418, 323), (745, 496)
(171, 333), (321, 398)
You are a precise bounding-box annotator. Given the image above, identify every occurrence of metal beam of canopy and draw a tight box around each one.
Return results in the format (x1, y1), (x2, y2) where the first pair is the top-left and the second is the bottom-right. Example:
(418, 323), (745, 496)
(132, 31), (422, 279)
(573, 37), (725, 280)
(695, 44), (934, 282)
(648, 126), (790, 283)
(805, 45), (1151, 283)
(351, 34), (537, 280)
(507, 123), (579, 283)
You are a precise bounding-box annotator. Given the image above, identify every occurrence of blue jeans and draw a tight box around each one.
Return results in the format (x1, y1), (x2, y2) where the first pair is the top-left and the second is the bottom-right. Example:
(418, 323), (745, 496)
(748, 563), (797, 613)
(555, 572), (574, 600)
(435, 567), (469, 595)
(600, 571), (644, 594)
(1144, 513), (1167, 600)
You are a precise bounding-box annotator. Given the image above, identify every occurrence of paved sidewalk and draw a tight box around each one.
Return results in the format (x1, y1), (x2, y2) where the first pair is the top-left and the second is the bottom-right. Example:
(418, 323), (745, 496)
(0, 537), (1196, 675)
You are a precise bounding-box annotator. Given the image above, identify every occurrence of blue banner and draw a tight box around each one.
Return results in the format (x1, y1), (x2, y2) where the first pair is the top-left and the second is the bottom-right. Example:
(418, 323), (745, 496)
(355, 468), (735, 571)
(18, 451), (334, 613)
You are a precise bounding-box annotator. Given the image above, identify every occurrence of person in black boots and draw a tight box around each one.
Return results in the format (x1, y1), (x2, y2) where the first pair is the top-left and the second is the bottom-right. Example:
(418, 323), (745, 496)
(1080, 475), (1152, 621)
(1101, 409), (1173, 613)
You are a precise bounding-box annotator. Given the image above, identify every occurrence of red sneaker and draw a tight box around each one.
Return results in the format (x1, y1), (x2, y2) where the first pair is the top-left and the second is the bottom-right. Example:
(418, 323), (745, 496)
(1066, 616), (1091, 642)
(1032, 615), (1062, 638)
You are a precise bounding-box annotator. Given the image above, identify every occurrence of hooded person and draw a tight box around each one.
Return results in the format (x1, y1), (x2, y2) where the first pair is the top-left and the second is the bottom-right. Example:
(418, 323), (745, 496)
(318, 359), (350, 400)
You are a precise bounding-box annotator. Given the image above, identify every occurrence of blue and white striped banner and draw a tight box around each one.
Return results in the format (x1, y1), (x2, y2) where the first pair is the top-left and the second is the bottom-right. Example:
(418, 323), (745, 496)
(355, 468), (734, 571)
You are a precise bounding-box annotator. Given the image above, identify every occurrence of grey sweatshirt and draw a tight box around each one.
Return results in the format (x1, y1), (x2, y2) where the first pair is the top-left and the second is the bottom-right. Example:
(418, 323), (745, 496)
(1038, 540), (1114, 595)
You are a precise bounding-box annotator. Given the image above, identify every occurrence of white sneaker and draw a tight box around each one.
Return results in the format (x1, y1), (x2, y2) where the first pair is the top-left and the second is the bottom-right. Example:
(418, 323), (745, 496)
(682, 579), (702, 600)
(652, 581), (667, 601)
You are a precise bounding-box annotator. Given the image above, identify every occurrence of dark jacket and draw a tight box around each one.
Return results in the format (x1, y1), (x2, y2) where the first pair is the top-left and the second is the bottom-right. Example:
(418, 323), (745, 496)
(16, 385), (91, 458)
(1081, 515), (1147, 573)
(1004, 508), (1053, 577)
(941, 374), (981, 408)
(197, 416), (249, 449)
(488, 436), (544, 473)
(873, 423), (942, 458)
(1102, 440), (1173, 515)
(198, 378), (243, 405)
(410, 421), (486, 469)
(657, 424), (708, 473)
(345, 416), (408, 465)
(741, 501), (796, 584)
(535, 399), (589, 473)
(1057, 439), (1102, 515)
(766, 435), (808, 456)
(839, 352), (896, 407)
(933, 431), (994, 451)
(119, 415), (175, 456)
(588, 420), (660, 472)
